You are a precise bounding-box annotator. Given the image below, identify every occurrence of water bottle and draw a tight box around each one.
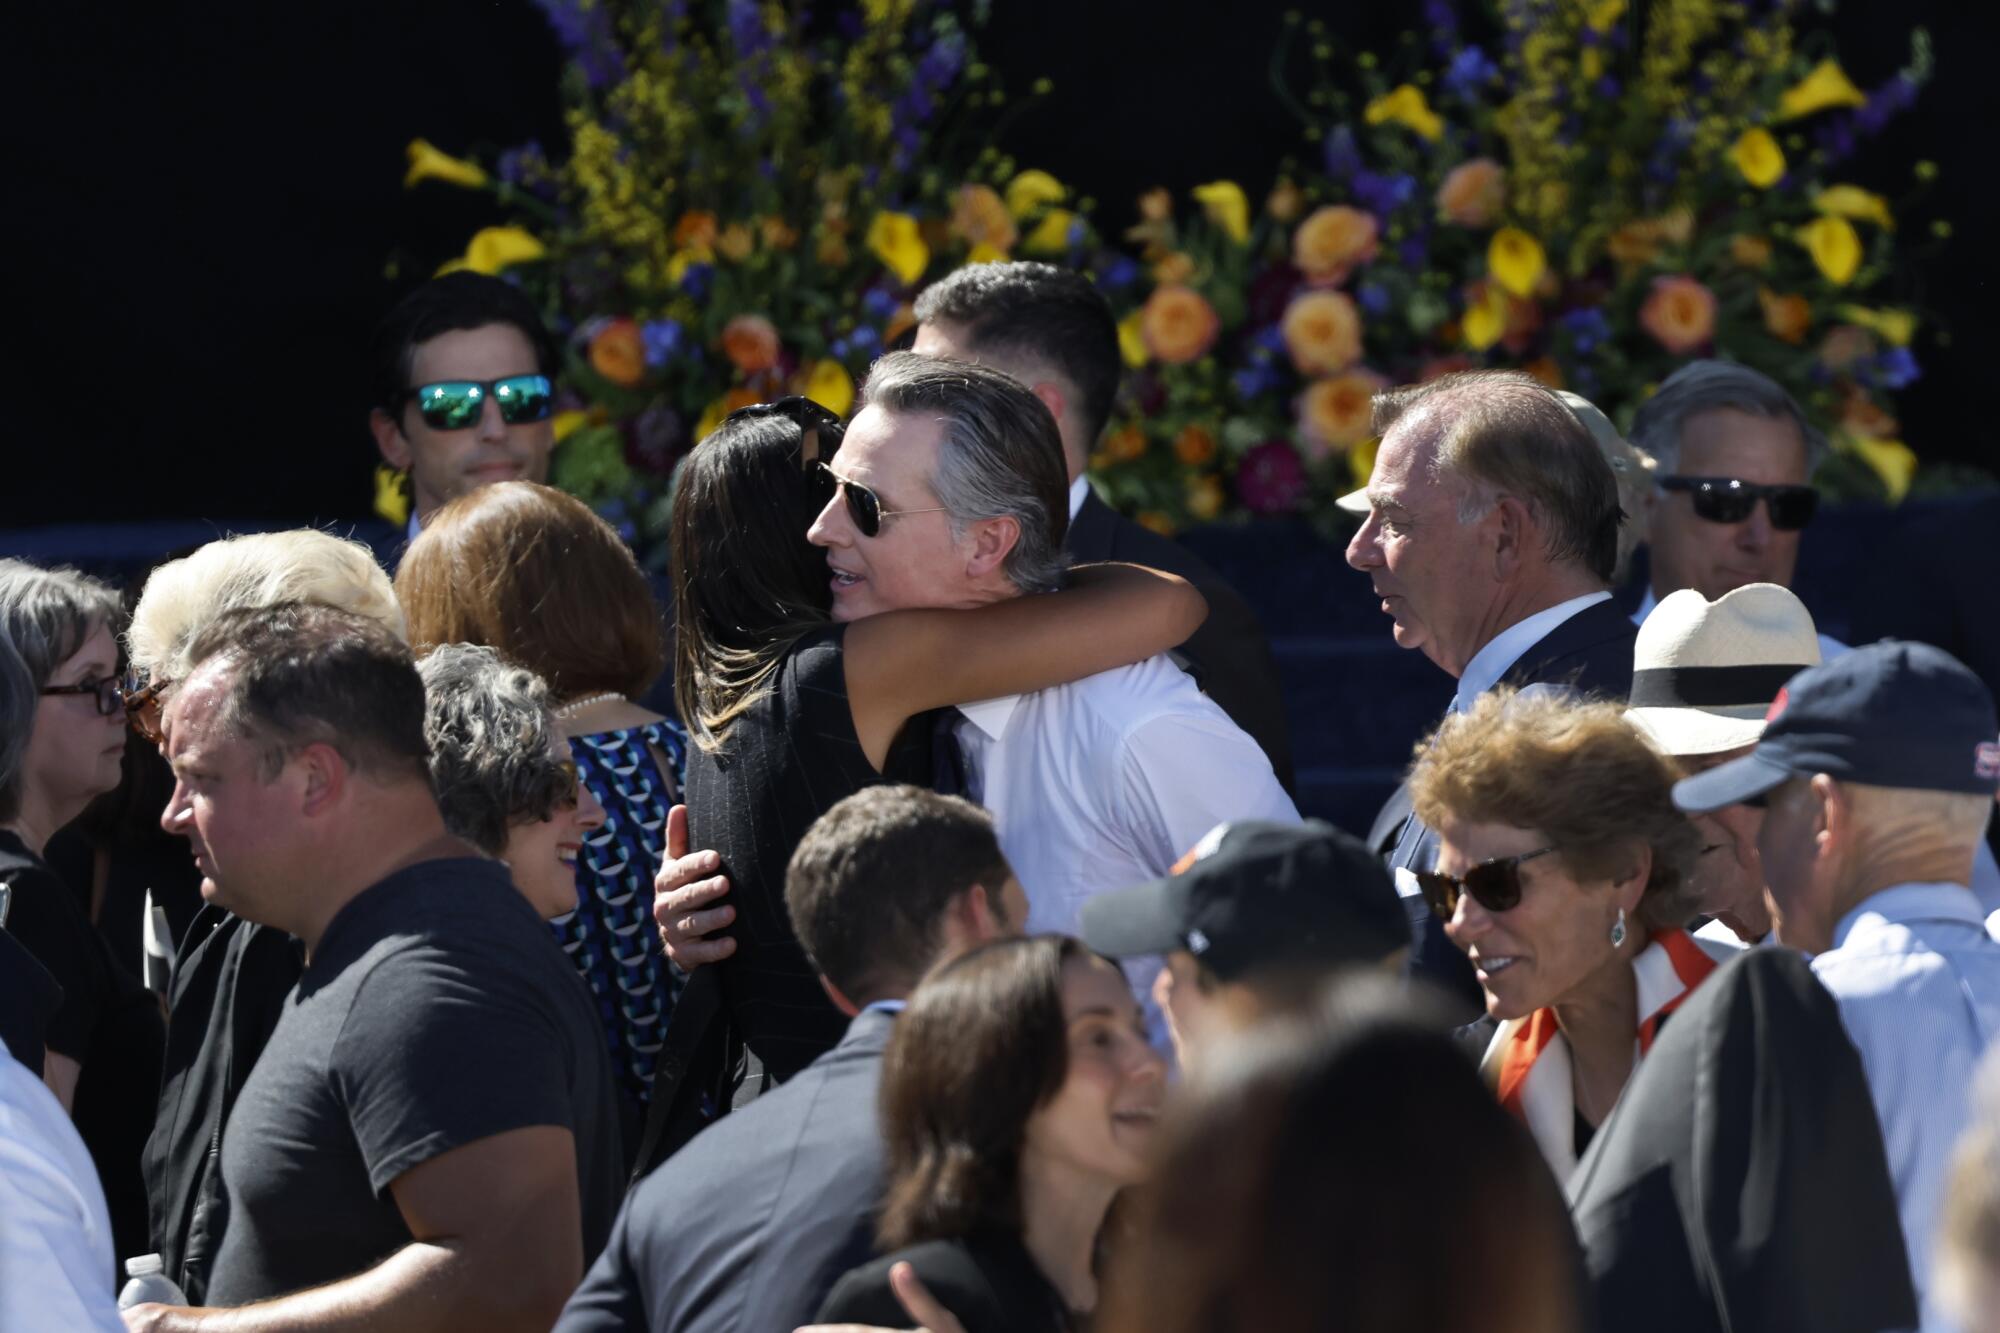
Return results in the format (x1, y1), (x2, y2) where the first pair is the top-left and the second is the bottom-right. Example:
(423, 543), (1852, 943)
(117, 1254), (187, 1310)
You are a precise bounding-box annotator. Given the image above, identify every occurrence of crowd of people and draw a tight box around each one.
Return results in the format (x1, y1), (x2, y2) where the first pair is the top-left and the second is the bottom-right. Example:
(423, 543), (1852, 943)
(2, 258), (1998, 1333)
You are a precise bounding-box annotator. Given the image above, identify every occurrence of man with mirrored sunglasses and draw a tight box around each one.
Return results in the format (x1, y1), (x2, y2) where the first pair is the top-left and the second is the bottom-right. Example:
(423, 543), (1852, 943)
(368, 272), (560, 540)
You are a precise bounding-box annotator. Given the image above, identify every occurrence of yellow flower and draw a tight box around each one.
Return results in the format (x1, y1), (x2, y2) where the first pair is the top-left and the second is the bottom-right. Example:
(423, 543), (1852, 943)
(1797, 216), (1862, 285)
(1267, 178), (1306, 223)
(1777, 59), (1868, 121)
(1365, 84), (1444, 142)
(1192, 181), (1250, 244)
(866, 211), (930, 285)
(1837, 305), (1917, 346)
(551, 410), (588, 444)
(1461, 285), (1509, 351)
(1814, 185), (1895, 230)
(1348, 435), (1380, 492)
(1136, 511), (1178, 536)
(1845, 435), (1918, 501)
(804, 359), (855, 418)
(695, 388), (763, 445)
(446, 226), (545, 276)
(1730, 234), (1773, 269)
(373, 464), (411, 527)
(967, 243), (1008, 265)
(1117, 313), (1148, 368)
(951, 184), (1018, 254)
(1487, 227), (1545, 299)
(1186, 475), (1226, 521)
(1730, 128), (1785, 189)
(1005, 170), (1067, 219)
(717, 223), (756, 262)
(1586, 0), (1626, 31)
(403, 139), (487, 190)
(1022, 208), (1077, 256)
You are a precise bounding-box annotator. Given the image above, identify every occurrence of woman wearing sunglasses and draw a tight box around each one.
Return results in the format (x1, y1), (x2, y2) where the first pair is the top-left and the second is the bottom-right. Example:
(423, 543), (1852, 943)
(1405, 688), (1728, 1182)
(665, 395), (1203, 1100)
(0, 559), (165, 1260)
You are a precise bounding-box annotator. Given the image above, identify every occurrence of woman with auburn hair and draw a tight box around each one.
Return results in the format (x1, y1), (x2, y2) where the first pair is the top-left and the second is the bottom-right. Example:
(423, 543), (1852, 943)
(1406, 688), (1727, 1182)
(397, 480), (688, 1109)
(818, 935), (1166, 1332)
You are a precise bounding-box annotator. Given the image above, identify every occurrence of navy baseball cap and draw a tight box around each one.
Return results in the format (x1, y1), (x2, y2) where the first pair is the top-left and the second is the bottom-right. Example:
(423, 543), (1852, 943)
(1079, 820), (1406, 982)
(1674, 640), (2000, 813)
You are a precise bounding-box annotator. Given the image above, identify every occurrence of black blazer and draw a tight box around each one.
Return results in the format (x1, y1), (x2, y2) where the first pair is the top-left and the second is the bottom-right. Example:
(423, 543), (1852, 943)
(1067, 491), (1294, 792)
(819, 1229), (1075, 1333)
(1369, 596), (1638, 1022)
(554, 1009), (895, 1333)
(1568, 948), (1918, 1333)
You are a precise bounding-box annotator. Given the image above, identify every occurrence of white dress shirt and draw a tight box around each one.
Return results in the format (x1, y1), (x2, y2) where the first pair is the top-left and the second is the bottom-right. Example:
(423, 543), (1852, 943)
(1452, 592), (1614, 714)
(0, 1045), (124, 1331)
(1813, 881), (2000, 1332)
(1066, 475), (1090, 522)
(1633, 585), (1848, 664)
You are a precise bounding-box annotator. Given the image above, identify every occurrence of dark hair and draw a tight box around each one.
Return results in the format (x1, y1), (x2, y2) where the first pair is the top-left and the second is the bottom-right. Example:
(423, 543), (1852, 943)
(368, 271), (558, 414)
(184, 602), (429, 783)
(396, 481), (667, 702)
(669, 410), (836, 752)
(785, 785), (1014, 1004)
(0, 560), (127, 822)
(1374, 370), (1621, 584)
(913, 261), (1123, 449)
(859, 351), (1071, 594)
(877, 935), (1084, 1250)
(1629, 359), (1828, 477)
(1099, 976), (1582, 1333)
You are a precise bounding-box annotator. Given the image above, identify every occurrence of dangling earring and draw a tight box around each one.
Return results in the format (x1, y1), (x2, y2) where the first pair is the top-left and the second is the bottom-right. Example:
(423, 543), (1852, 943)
(1609, 906), (1627, 949)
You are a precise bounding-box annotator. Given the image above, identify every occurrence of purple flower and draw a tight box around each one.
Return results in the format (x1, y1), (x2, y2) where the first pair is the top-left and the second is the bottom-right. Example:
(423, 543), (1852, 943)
(627, 402), (682, 472)
(532, 0), (623, 88)
(1423, 0), (1458, 34)
(1560, 307), (1612, 354)
(1596, 76), (1621, 99)
(1857, 74), (1919, 136)
(1398, 232), (1430, 270)
(679, 263), (714, 299)
(1444, 47), (1499, 100)
(1353, 169), (1417, 218)
(1358, 281), (1391, 316)
(862, 287), (900, 319)
(1237, 441), (1310, 516)
(1323, 126), (1361, 179)
(850, 325), (881, 350)
(1097, 255), (1141, 290)
(727, 0), (769, 56)
(1232, 364), (1281, 400)
(1870, 347), (1921, 391)
(641, 319), (685, 368)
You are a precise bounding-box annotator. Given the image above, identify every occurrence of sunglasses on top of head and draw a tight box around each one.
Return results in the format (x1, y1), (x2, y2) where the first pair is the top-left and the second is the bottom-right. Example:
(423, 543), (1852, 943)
(404, 375), (555, 431)
(723, 396), (943, 538)
(1656, 476), (1818, 530)
(1414, 845), (1560, 921)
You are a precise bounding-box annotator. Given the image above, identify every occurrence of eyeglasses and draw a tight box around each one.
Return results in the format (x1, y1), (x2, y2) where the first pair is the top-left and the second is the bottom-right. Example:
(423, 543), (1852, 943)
(125, 677), (172, 745)
(1656, 477), (1818, 530)
(404, 375), (554, 431)
(1414, 845), (1560, 920)
(817, 463), (950, 538)
(40, 677), (126, 717)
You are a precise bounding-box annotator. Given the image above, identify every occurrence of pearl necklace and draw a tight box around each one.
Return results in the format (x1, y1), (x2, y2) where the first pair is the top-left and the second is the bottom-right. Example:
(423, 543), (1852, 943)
(555, 691), (626, 719)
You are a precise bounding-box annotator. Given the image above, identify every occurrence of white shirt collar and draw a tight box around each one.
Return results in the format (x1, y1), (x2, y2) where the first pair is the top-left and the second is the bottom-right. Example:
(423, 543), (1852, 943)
(406, 510), (423, 543)
(957, 694), (1020, 739)
(1067, 475), (1090, 521)
(860, 998), (908, 1015)
(1831, 881), (1986, 950)
(1632, 585), (1659, 626)
(1452, 591), (1613, 713)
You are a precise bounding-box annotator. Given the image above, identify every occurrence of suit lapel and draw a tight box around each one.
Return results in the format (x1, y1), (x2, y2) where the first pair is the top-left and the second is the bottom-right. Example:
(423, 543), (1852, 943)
(1502, 598), (1635, 691)
(1065, 491), (1119, 564)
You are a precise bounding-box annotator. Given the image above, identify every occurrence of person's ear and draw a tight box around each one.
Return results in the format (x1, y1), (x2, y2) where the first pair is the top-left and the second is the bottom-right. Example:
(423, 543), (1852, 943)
(370, 407), (413, 470)
(963, 515), (1022, 582)
(293, 742), (350, 818)
(817, 975), (861, 1018)
(1491, 495), (1532, 579)
(1028, 381), (1068, 435)
(1612, 843), (1653, 916)
(1811, 773), (1847, 861)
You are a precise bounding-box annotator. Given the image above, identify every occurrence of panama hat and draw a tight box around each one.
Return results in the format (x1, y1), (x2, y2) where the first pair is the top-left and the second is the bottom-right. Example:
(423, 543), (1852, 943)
(1625, 583), (1822, 757)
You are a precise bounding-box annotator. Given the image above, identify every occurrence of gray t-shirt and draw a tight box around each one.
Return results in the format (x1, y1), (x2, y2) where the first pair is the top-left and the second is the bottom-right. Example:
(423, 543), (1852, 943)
(205, 857), (624, 1305)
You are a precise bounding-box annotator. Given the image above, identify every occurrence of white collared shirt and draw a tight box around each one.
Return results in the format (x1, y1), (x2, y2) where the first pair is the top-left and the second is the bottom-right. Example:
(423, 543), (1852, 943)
(1633, 585), (1848, 663)
(1451, 591), (1614, 715)
(1813, 881), (2000, 1332)
(0, 1046), (124, 1331)
(1067, 475), (1090, 522)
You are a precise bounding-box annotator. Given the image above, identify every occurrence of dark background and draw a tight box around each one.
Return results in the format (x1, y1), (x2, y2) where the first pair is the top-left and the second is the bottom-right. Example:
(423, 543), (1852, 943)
(4, 0), (1991, 530)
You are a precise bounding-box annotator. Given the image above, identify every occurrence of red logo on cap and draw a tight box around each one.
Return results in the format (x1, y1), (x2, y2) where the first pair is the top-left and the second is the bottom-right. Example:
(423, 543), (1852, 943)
(1978, 740), (2000, 783)
(1764, 686), (1790, 724)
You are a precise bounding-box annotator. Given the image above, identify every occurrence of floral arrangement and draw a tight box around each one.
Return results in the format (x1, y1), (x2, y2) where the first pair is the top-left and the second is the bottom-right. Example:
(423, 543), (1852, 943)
(400, 0), (1957, 552)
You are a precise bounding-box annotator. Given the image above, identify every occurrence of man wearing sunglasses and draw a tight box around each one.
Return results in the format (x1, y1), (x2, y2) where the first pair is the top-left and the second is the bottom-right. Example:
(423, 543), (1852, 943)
(1629, 360), (1845, 661)
(367, 272), (560, 538)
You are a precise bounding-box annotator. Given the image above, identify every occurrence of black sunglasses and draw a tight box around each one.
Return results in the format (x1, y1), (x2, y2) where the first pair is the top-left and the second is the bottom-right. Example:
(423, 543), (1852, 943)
(816, 462), (950, 538)
(404, 374), (554, 431)
(1414, 845), (1560, 920)
(1656, 476), (1818, 530)
(723, 396), (846, 462)
(40, 676), (126, 717)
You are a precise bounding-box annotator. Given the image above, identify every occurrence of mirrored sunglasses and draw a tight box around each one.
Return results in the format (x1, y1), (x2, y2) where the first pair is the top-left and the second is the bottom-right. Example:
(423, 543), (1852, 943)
(408, 374), (554, 430)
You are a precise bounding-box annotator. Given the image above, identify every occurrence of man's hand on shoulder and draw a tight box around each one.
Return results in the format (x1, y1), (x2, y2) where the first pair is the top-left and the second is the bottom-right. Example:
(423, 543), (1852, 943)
(653, 804), (736, 968)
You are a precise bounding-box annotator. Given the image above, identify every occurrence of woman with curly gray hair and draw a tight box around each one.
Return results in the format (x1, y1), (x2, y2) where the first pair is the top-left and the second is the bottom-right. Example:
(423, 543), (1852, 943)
(418, 644), (605, 920)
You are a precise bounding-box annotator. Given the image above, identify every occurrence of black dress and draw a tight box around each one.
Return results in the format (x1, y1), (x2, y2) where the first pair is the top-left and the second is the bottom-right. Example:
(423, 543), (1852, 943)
(0, 828), (166, 1261)
(819, 1230), (1079, 1333)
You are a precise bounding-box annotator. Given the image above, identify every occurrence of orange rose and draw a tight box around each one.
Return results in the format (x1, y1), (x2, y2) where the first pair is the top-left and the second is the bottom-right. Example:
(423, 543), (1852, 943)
(1186, 475), (1226, 521)
(1292, 206), (1379, 286)
(588, 318), (646, 388)
(1266, 178), (1306, 223)
(1420, 355), (1476, 382)
(721, 313), (781, 375)
(951, 184), (1017, 254)
(1523, 356), (1564, 389)
(1140, 285), (1221, 365)
(1105, 424), (1149, 461)
(1758, 288), (1812, 345)
(1818, 324), (1877, 372)
(1152, 251), (1197, 284)
(883, 301), (917, 347)
(1638, 275), (1717, 354)
(674, 211), (719, 252)
(1136, 510), (1178, 536)
(1280, 291), (1363, 376)
(1297, 369), (1384, 454)
(1436, 158), (1506, 228)
(717, 223), (755, 262)
(1731, 234), (1773, 269)
(1173, 424), (1218, 466)
(760, 216), (800, 250)
(1837, 381), (1899, 437)
(1138, 188), (1173, 223)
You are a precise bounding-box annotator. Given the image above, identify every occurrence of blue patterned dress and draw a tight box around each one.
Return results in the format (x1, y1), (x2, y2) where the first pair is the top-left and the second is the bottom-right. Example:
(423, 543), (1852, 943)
(556, 718), (690, 1105)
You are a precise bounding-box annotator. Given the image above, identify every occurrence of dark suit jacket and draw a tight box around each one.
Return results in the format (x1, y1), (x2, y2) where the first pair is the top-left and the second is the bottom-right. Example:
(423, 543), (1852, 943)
(818, 1230), (1074, 1333)
(553, 1009), (895, 1333)
(1568, 948), (1918, 1333)
(1369, 596), (1638, 1022)
(1067, 491), (1294, 792)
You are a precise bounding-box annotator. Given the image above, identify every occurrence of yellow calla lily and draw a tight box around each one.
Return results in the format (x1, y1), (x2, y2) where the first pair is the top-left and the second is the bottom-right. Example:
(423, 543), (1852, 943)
(1022, 208), (1077, 256)
(1796, 216), (1862, 285)
(1462, 287), (1508, 351)
(866, 211), (930, 285)
(1005, 170), (1067, 219)
(1835, 305), (1917, 346)
(1488, 227), (1546, 298)
(1348, 435), (1380, 491)
(1364, 84), (1444, 142)
(1192, 181), (1251, 244)
(373, 464), (411, 527)
(1586, 0), (1626, 31)
(1730, 128), (1785, 189)
(1117, 312), (1149, 369)
(1814, 185), (1895, 230)
(1777, 59), (1868, 121)
(404, 138), (488, 190)
(441, 226), (545, 276)
(805, 359), (856, 418)
(1845, 435), (1917, 501)
(695, 394), (734, 445)
(966, 243), (1008, 265)
(552, 410), (589, 444)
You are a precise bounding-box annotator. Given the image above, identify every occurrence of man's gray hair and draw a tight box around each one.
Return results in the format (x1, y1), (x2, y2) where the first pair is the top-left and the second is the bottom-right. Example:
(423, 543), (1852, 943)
(0, 560), (126, 823)
(1628, 360), (1829, 477)
(0, 635), (33, 829)
(859, 351), (1071, 595)
(418, 643), (566, 857)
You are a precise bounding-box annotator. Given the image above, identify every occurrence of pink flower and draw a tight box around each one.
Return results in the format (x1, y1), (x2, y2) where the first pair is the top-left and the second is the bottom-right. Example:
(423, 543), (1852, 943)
(1237, 440), (1309, 515)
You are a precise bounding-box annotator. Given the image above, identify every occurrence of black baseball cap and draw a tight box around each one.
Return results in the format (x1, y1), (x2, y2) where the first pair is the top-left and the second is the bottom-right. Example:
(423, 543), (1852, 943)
(1079, 820), (1406, 982)
(1674, 640), (2000, 813)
